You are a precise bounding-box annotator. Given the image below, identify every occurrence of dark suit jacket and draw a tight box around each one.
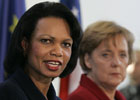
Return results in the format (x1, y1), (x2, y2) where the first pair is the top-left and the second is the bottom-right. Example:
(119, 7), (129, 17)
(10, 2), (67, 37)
(0, 68), (61, 100)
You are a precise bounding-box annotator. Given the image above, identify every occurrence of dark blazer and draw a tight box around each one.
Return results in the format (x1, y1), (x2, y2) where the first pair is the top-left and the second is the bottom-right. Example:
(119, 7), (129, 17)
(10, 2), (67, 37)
(0, 68), (61, 100)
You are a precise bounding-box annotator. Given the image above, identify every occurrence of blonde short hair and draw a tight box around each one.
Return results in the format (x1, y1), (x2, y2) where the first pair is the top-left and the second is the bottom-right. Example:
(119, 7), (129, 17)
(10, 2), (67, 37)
(79, 21), (134, 72)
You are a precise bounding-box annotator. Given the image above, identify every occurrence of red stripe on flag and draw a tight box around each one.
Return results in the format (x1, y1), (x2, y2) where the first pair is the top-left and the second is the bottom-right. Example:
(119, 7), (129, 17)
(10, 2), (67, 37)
(59, 75), (70, 100)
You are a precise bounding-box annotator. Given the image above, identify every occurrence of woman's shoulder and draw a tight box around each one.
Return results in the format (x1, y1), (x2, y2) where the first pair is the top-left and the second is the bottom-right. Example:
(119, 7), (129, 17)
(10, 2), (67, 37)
(0, 79), (28, 100)
(0, 78), (20, 90)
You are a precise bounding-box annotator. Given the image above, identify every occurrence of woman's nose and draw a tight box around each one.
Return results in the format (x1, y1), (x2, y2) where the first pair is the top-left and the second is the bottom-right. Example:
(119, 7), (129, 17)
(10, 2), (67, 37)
(50, 44), (63, 57)
(111, 56), (121, 67)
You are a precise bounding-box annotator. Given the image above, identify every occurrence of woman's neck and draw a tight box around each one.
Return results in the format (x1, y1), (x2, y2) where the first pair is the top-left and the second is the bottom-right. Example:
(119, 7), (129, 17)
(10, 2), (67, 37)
(87, 74), (116, 100)
(24, 67), (52, 97)
(32, 76), (51, 97)
(99, 86), (116, 100)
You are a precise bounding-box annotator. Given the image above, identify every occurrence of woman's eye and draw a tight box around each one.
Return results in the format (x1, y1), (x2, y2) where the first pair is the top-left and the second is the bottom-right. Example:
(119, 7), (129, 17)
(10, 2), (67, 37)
(120, 53), (127, 57)
(102, 53), (109, 57)
(63, 42), (72, 48)
(40, 39), (51, 44)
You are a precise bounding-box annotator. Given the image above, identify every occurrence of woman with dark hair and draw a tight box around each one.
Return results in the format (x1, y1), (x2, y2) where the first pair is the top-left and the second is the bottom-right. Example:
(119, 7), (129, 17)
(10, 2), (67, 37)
(0, 1), (82, 100)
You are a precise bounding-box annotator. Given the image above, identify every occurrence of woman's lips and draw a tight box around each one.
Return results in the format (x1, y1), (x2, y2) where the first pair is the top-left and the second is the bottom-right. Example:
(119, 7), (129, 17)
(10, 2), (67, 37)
(111, 73), (121, 77)
(44, 60), (62, 71)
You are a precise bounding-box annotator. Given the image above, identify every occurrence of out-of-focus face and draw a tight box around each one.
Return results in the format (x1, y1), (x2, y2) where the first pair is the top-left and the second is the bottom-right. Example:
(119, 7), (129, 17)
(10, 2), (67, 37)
(85, 35), (129, 88)
(22, 17), (73, 79)
(131, 51), (140, 84)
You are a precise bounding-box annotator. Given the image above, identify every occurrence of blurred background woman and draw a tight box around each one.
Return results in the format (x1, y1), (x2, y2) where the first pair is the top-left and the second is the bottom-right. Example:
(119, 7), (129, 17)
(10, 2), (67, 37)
(121, 50), (140, 100)
(67, 21), (134, 100)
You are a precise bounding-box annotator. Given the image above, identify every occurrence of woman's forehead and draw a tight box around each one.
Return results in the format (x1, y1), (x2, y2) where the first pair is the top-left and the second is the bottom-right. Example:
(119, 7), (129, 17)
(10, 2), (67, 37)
(99, 35), (128, 51)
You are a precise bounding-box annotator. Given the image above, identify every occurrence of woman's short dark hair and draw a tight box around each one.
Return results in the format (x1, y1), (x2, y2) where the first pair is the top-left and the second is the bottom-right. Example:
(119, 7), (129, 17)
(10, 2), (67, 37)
(4, 2), (82, 78)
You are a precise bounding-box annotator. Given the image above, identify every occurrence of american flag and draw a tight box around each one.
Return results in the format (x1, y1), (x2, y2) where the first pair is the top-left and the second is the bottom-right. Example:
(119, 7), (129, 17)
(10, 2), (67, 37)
(59, 0), (82, 100)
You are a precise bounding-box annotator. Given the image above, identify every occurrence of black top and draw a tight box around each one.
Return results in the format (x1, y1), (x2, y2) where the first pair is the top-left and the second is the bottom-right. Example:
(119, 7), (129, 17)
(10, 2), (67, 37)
(120, 84), (140, 100)
(0, 68), (61, 100)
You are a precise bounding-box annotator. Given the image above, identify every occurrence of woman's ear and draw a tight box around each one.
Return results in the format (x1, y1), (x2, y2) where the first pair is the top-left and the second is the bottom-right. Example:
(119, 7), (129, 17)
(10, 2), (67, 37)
(21, 38), (28, 55)
(84, 53), (92, 69)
